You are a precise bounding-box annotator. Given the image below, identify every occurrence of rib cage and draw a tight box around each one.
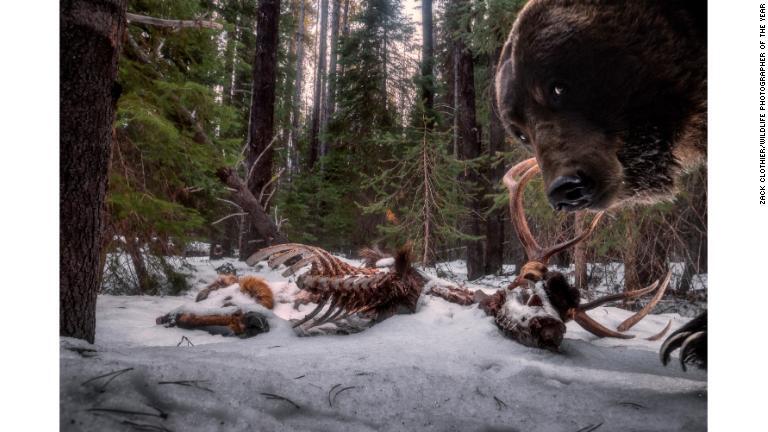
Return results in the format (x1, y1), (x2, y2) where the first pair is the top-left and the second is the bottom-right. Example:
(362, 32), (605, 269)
(248, 243), (424, 331)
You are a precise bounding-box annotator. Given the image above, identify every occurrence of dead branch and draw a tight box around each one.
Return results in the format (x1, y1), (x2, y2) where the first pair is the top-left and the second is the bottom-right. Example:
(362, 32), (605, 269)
(216, 167), (288, 244)
(211, 212), (248, 226)
(246, 136), (278, 186)
(215, 198), (243, 209)
(258, 167), (285, 208)
(126, 12), (223, 30)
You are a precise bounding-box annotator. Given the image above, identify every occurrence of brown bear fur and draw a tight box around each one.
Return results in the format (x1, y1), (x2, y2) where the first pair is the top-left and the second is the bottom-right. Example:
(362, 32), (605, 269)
(495, 0), (706, 209)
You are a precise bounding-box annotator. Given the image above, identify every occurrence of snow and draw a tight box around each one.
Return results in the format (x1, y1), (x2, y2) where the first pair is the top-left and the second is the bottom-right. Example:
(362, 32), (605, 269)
(61, 257), (706, 431)
(375, 257), (395, 267)
(499, 281), (564, 327)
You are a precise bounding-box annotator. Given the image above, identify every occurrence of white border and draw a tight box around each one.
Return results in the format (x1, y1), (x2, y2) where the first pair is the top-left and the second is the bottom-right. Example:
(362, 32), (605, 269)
(709, 1), (767, 430)
(0, 1), (60, 430)
(1, 1), (766, 430)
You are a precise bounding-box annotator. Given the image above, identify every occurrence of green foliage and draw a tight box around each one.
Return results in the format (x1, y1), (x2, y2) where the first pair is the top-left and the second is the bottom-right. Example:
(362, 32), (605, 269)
(98, 0), (706, 296)
(361, 126), (479, 264)
(103, 0), (247, 294)
(275, 0), (419, 253)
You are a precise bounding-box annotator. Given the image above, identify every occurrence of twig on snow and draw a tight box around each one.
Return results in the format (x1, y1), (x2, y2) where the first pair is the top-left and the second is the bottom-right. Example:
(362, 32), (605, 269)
(331, 386), (357, 407)
(575, 423), (604, 432)
(493, 395), (508, 410)
(82, 367), (134, 392)
(67, 346), (98, 358)
(260, 392), (300, 410)
(618, 401), (646, 410)
(177, 336), (194, 347)
(87, 407), (166, 419)
(328, 384), (341, 407)
(121, 420), (174, 432)
(158, 380), (214, 393)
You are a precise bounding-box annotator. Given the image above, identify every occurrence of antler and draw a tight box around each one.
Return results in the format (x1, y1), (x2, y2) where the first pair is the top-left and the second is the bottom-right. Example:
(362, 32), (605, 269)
(502, 159), (670, 340)
(567, 271), (672, 339)
(247, 243), (423, 331)
(503, 158), (605, 287)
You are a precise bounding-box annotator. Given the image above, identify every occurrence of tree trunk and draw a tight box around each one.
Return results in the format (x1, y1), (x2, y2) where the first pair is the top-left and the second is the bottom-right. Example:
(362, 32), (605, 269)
(125, 237), (156, 295)
(447, 0), (484, 280)
(325, 0), (341, 127)
(60, 0), (128, 343)
(288, 0), (307, 178)
(242, 0), (282, 259)
(422, 137), (435, 266)
(485, 47), (505, 275)
(339, 0), (350, 77)
(217, 168), (289, 246)
(451, 46), (459, 157)
(222, 17), (238, 106)
(308, 0), (328, 169)
(420, 0), (435, 128)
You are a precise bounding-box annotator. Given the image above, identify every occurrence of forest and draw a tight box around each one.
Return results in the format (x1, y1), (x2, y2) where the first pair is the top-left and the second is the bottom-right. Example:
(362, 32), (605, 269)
(56, 0), (711, 430)
(65, 0), (706, 302)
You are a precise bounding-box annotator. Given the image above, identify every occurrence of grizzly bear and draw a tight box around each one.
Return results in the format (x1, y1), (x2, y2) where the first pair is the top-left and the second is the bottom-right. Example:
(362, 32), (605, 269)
(495, 0), (706, 369)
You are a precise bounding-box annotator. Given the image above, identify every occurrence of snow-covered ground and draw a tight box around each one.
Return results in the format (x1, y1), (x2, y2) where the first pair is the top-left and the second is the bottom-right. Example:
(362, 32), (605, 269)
(61, 257), (706, 432)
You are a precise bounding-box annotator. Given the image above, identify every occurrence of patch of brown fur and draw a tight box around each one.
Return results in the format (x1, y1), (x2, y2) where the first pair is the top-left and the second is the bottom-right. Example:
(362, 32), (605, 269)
(175, 312), (247, 334)
(195, 274), (239, 302)
(238, 275), (274, 309)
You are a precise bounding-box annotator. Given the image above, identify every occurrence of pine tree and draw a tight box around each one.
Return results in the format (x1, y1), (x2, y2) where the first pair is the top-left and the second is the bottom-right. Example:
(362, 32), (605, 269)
(363, 127), (473, 266)
(105, 0), (239, 294)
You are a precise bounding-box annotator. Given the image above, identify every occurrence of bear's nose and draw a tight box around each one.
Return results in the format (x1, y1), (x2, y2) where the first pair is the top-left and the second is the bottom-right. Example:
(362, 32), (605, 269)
(546, 174), (594, 211)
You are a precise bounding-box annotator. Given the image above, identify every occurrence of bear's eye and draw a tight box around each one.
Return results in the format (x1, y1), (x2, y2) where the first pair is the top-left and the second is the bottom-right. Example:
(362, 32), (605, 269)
(513, 129), (529, 145)
(549, 82), (567, 104)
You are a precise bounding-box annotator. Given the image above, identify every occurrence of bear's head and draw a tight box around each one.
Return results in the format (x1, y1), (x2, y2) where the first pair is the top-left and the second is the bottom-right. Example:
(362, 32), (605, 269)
(496, 0), (706, 211)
